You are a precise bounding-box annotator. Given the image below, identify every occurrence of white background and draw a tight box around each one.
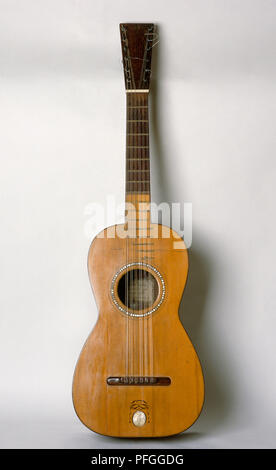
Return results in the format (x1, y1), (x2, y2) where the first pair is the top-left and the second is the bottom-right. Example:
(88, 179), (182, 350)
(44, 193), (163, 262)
(0, 0), (275, 448)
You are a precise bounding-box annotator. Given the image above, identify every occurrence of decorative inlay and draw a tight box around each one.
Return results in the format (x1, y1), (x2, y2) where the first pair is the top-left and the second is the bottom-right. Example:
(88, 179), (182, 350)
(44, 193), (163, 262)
(111, 262), (165, 317)
(132, 410), (146, 427)
(129, 400), (150, 424)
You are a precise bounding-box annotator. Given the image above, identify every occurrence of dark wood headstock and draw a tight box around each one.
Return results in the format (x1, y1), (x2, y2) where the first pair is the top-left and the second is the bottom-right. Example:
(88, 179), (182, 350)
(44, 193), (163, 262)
(120, 23), (155, 90)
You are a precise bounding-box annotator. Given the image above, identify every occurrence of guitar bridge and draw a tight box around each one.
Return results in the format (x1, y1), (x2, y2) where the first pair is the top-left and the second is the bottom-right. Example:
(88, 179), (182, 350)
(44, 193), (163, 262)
(106, 376), (171, 386)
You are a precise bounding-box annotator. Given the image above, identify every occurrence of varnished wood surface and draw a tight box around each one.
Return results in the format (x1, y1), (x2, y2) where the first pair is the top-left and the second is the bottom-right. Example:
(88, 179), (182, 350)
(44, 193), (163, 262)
(120, 23), (154, 90)
(72, 224), (204, 437)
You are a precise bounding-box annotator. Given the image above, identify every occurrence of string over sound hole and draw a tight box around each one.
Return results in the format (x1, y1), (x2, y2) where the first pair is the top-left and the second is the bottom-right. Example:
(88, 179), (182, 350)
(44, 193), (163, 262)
(117, 268), (158, 311)
(111, 263), (165, 317)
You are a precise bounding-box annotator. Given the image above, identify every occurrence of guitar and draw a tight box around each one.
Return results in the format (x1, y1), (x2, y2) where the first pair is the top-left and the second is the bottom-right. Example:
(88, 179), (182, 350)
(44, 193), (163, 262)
(72, 23), (204, 437)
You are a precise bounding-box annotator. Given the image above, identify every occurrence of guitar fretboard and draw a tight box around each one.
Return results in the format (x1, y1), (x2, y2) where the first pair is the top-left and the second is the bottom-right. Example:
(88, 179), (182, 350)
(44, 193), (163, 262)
(126, 92), (150, 196)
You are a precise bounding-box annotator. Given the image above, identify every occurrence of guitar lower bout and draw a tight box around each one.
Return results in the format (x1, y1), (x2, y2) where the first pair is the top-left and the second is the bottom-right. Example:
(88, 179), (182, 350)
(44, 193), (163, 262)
(72, 224), (204, 437)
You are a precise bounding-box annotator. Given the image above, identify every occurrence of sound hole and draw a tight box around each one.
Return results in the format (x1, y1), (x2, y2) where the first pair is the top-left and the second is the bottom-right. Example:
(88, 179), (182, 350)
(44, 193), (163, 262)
(117, 269), (159, 311)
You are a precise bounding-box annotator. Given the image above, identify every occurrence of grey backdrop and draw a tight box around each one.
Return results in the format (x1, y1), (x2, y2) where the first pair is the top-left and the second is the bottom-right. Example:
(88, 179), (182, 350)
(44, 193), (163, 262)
(0, 0), (275, 448)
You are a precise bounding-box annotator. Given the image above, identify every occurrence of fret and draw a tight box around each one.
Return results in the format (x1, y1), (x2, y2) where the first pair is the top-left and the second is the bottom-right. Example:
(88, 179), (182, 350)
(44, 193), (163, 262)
(126, 210), (150, 214)
(125, 191), (150, 194)
(126, 219), (149, 222)
(126, 183), (150, 187)
(127, 169), (150, 174)
(126, 156), (150, 162)
(127, 158), (149, 161)
(127, 159), (149, 162)
(127, 133), (149, 136)
(126, 182), (150, 186)
(126, 191), (150, 194)
(126, 148), (149, 153)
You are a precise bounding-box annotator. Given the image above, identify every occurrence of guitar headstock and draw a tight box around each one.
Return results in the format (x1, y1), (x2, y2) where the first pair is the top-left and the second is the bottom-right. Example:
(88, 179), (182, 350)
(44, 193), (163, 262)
(120, 23), (156, 91)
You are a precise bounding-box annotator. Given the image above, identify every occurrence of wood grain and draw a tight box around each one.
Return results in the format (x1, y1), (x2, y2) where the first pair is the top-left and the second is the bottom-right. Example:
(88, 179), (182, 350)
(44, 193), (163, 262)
(72, 224), (204, 437)
(120, 23), (154, 90)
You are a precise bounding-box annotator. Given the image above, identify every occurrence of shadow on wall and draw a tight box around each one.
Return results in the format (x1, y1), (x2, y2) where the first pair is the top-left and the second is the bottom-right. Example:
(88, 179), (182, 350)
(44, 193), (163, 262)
(150, 24), (233, 435)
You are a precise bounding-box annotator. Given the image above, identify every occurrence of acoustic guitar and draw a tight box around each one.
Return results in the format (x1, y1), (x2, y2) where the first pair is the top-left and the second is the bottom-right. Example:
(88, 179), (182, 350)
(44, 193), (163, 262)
(72, 23), (204, 437)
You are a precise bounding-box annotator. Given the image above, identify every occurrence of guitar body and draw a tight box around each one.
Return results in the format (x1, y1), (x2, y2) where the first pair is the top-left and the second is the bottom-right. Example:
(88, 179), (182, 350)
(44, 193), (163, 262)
(72, 224), (204, 437)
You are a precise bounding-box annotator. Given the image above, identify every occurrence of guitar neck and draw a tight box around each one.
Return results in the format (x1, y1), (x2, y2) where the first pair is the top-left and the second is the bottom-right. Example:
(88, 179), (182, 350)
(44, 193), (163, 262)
(120, 23), (155, 236)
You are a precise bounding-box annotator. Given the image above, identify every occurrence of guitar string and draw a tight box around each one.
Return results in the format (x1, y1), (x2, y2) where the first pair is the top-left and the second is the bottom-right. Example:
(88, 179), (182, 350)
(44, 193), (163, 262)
(125, 27), (133, 383)
(145, 91), (149, 384)
(135, 91), (138, 380)
(144, 92), (148, 384)
(138, 91), (142, 383)
(144, 92), (148, 383)
(139, 91), (142, 383)
(149, 93), (153, 384)
(126, 93), (129, 381)
(148, 91), (153, 384)
(130, 93), (134, 381)
(139, 37), (147, 387)
(131, 91), (135, 382)
(143, 36), (150, 385)
(132, 92), (135, 381)
(141, 91), (146, 391)
(140, 91), (144, 382)
(123, 28), (129, 382)
(138, 95), (142, 383)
